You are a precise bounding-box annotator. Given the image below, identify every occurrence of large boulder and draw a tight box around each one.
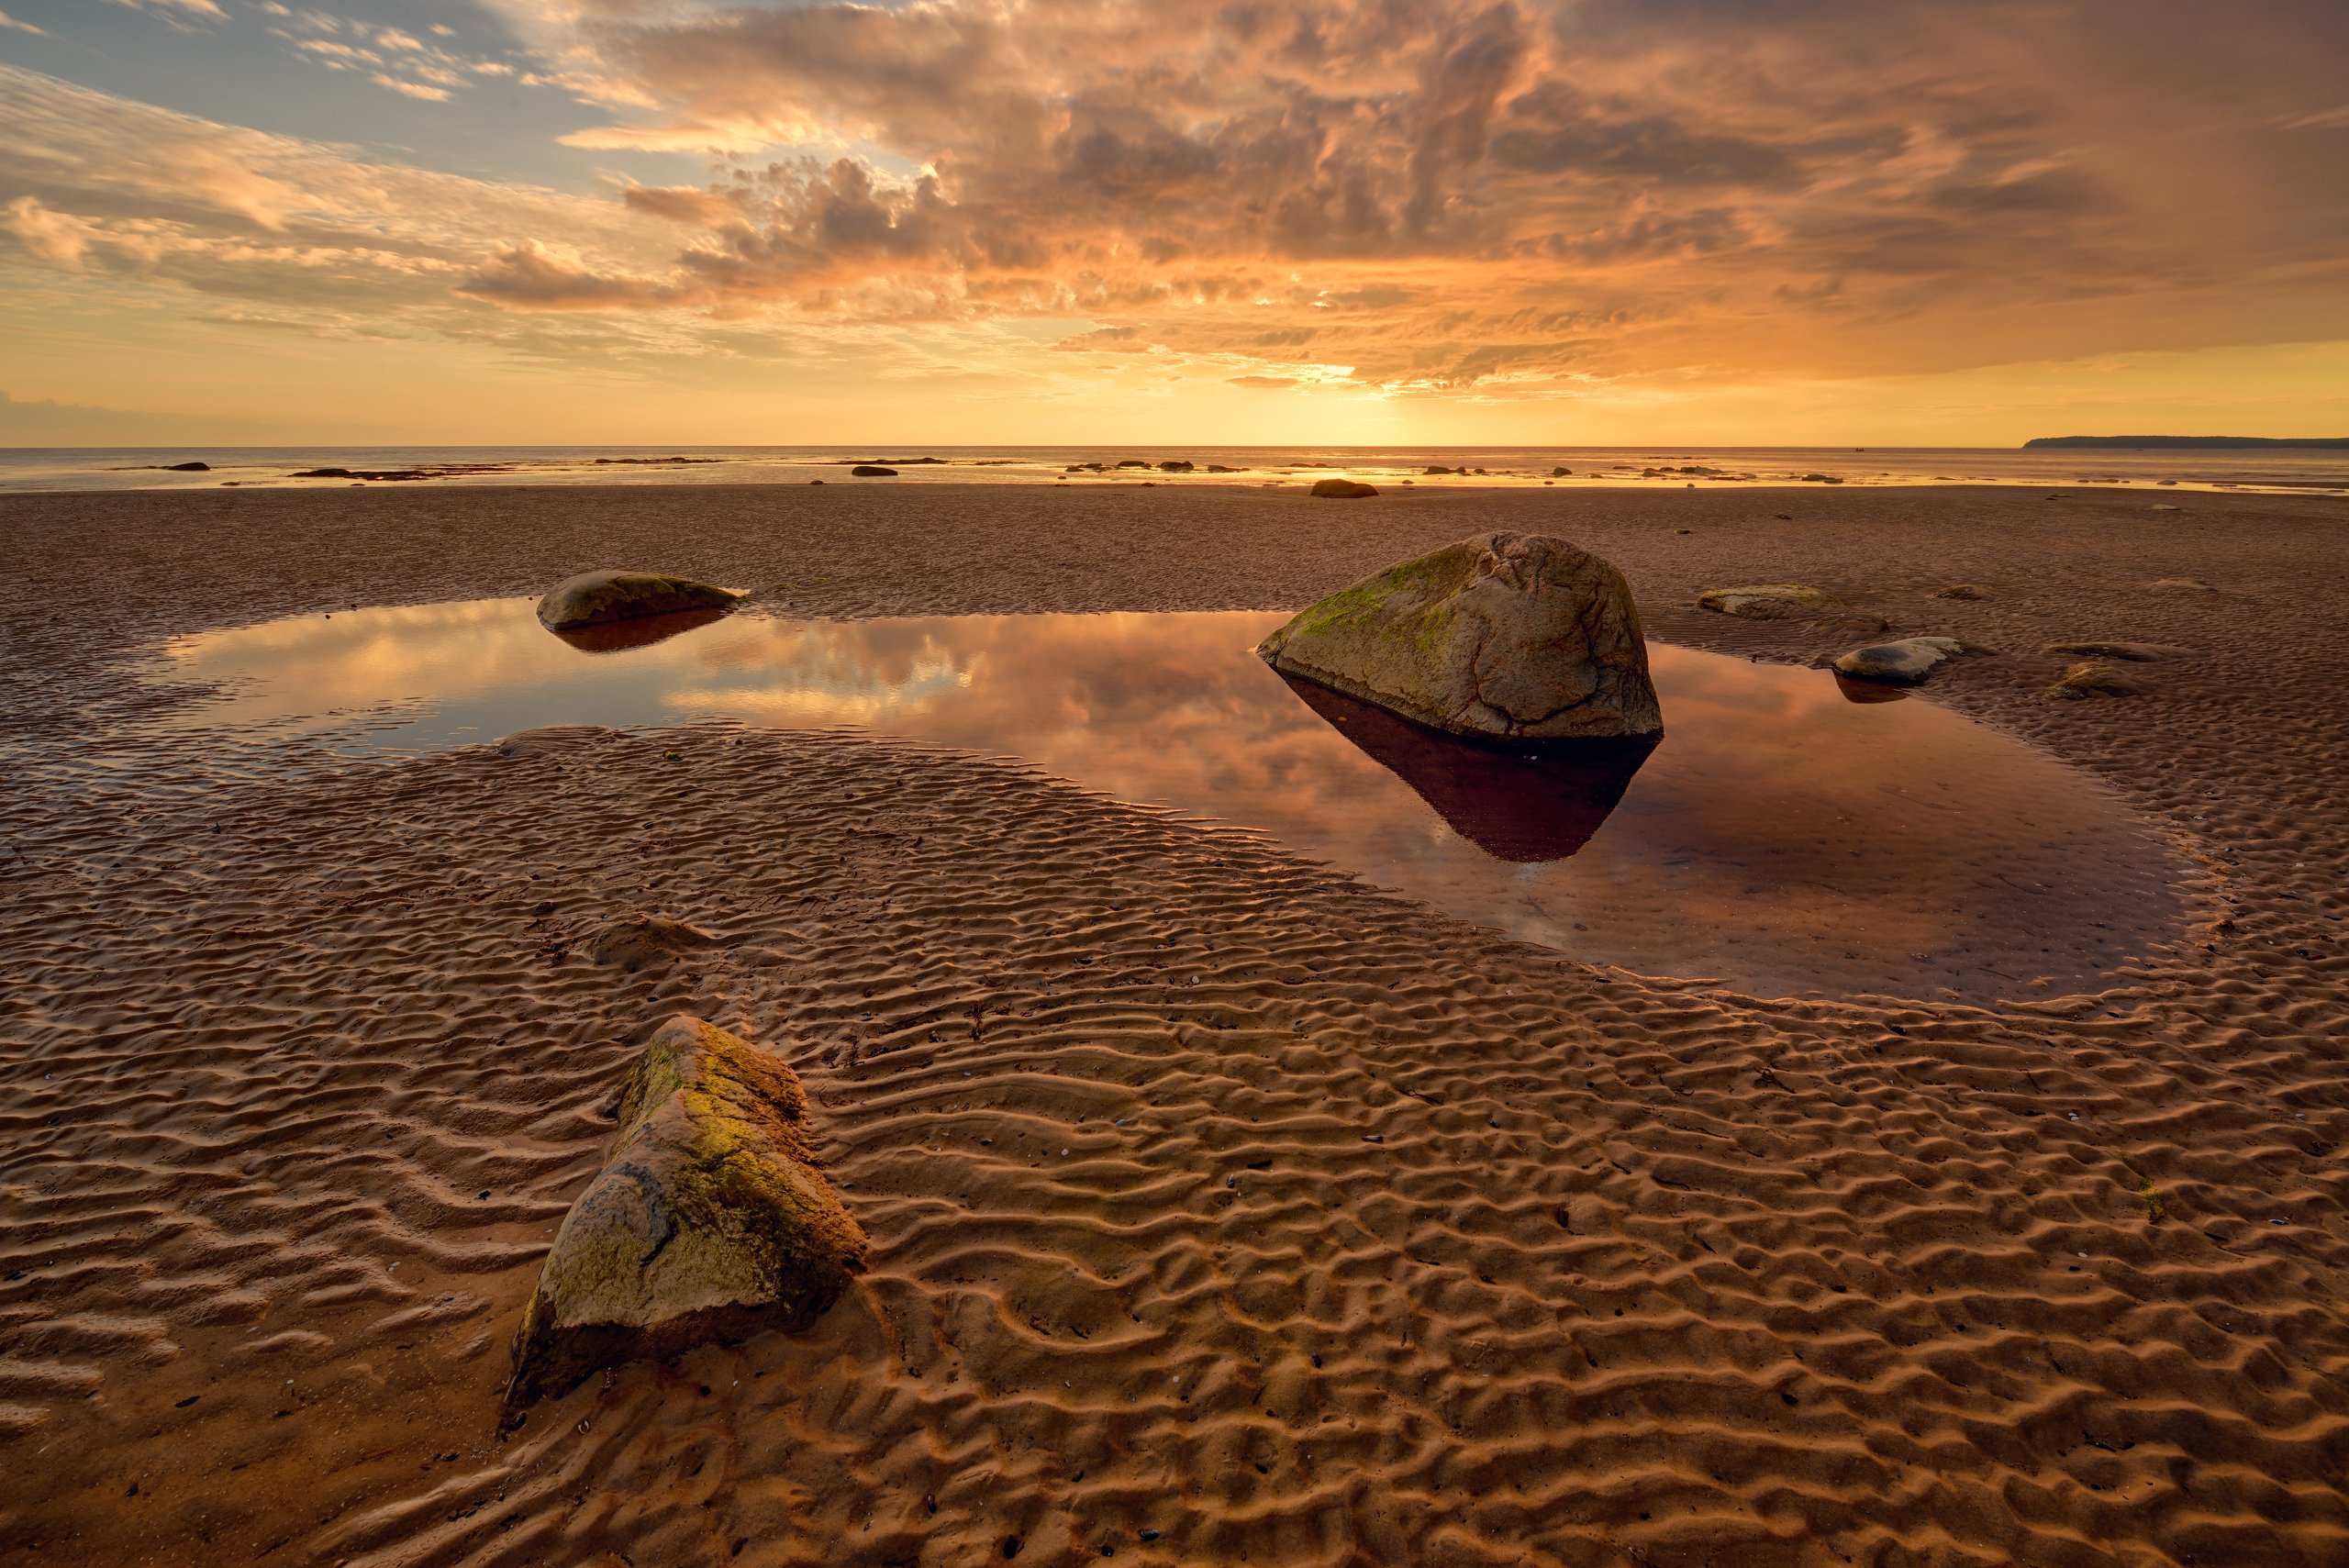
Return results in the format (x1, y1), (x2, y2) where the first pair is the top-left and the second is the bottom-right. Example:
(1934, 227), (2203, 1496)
(1257, 532), (1662, 746)
(1309, 478), (1378, 498)
(505, 1016), (869, 1410)
(537, 571), (742, 632)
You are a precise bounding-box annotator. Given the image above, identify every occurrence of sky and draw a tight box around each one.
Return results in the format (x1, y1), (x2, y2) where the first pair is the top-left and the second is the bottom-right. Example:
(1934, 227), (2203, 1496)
(3, 0), (2346, 447)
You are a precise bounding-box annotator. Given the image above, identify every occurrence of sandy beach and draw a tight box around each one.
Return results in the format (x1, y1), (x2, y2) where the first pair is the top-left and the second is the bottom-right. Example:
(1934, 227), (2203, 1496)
(4, 481), (2345, 1567)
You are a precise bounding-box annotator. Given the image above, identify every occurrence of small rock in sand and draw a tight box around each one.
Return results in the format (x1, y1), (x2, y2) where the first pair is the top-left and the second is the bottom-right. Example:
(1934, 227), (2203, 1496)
(2049, 661), (2143, 699)
(1935, 584), (1993, 601)
(537, 571), (743, 631)
(1697, 584), (1840, 620)
(2150, 577), (2217, 592)
(2043, 640), (2176, 662)
(1309, 478), (1379, 498)
(504, 1016), (869, 1410)
(1832, 636), (1966, 686)
(587, 914), (716, 972)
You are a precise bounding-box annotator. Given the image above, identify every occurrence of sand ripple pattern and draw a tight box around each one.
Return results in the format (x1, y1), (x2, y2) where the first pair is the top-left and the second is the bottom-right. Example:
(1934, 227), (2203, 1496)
(3, 484), (2347, 1565)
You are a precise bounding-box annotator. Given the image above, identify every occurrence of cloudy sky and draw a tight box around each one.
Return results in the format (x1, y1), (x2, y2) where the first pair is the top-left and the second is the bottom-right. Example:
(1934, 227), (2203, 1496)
(3, 0), (2345, 445)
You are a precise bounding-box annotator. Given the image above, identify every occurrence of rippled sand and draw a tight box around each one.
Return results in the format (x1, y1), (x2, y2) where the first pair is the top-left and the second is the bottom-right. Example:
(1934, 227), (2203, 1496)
(3, 482), (2344, 1566)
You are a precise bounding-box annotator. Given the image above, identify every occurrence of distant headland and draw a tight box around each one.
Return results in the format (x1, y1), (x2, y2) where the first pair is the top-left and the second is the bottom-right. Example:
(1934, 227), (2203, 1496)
(2023, 435), (2349, 449)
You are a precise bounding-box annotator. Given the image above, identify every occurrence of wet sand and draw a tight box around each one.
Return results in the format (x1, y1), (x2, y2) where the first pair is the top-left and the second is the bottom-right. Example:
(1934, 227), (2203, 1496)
(3, 482), (2345, 1566)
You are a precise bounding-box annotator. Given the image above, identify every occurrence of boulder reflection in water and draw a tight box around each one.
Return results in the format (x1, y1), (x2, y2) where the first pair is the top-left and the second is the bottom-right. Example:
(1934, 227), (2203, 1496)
(551, 606), (734, 653)
(1278, 674), (1655, 862)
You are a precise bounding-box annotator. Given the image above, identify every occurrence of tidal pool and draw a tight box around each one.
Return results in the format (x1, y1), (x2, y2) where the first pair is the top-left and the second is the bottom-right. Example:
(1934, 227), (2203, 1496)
(149, 600), (2188, 1002)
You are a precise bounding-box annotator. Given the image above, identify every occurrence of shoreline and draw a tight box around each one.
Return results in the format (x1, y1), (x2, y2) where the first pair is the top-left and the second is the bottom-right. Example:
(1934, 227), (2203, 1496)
(3, 483), (2344, 1565)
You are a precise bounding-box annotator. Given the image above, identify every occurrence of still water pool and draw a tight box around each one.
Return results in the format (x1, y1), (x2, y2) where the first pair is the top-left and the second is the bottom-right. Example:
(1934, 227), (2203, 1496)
(149, 600), (2188, 1003)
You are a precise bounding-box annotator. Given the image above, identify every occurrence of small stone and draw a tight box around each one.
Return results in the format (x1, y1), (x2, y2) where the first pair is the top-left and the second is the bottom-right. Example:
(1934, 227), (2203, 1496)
(1697, 584), (1839, 620)
(2149, 577), (2217, 592)
(2043, 640), (2175, 662)
(2048, 661), (2143, 699)
(1935, 584), (1993, 601)
(1832, 636), (1966, 686)
(1309, 478), (1378, 498)
(586, 915), (715, 972)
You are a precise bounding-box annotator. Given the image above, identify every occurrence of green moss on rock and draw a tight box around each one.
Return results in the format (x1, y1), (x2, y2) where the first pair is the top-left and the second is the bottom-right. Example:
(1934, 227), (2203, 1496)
(504, 1016), (869, 1412)
(1258, 533), (1661, 745)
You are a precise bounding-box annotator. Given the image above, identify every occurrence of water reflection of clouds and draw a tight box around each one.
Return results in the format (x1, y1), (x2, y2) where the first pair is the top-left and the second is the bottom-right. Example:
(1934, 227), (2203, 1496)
(154, 600), (2184, 1002)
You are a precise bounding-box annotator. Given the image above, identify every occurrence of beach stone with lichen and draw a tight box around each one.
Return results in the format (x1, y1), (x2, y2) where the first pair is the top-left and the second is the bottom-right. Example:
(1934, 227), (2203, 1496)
(1697, 584), (1841, 619)
(1833, 636), (1965, 686)
(1257, 531), (1662, 745)
(536, 570), (742, 631)
(505, 1016), (869, 1411)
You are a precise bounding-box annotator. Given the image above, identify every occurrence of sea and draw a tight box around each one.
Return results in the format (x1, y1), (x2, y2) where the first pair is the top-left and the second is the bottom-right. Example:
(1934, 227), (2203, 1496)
(4, 444), (2347, 495)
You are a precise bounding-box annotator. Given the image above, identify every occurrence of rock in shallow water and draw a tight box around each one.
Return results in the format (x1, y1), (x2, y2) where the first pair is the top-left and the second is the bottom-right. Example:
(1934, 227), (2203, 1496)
(1832, 636), (1965, 685)
(1257, 532), (1662, 745)
(505, 1016), (869, 1410)
(536, 571), (742, 631)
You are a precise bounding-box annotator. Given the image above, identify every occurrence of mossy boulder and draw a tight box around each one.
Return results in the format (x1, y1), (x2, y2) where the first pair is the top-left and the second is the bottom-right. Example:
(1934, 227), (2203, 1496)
(1258, 532), (1662, 746)
(536, 571), (742, 632)
(505, 1016), (869, 1410)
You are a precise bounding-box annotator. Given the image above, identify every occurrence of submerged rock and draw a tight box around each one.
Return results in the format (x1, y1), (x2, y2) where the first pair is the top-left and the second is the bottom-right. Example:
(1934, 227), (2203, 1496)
(163, 461), (211, 472)
(537, 571), (743, 632)
(1697, 584), (1841, 620)
(1832, 636), (1965, 686)
(495, 724), (617, 759)
(588, 914), (716, 971)
(2049, 661), (2143, 699)
(1257, 532), (1662, 745)
(1309, 478), (1379, 498)
(505, 1016), (869, 1410)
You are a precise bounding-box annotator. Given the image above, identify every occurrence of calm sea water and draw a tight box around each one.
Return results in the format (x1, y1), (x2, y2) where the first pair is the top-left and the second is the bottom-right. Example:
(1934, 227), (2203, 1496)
(6, 444), (2348, 495)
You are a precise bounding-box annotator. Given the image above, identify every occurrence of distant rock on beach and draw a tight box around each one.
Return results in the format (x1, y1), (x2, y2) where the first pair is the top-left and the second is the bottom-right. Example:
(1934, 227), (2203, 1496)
(536, 571), (744, 632)
(851, 465), (898, 477)
(2049, 661), (2144, 699)
(504, 1016), (870, 1410)
(1258, 531), (1663, 745)
(1698, 584), (1839, 619)
(1833, 637), (1965, 686)
(1309, 478), (1379, 498)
